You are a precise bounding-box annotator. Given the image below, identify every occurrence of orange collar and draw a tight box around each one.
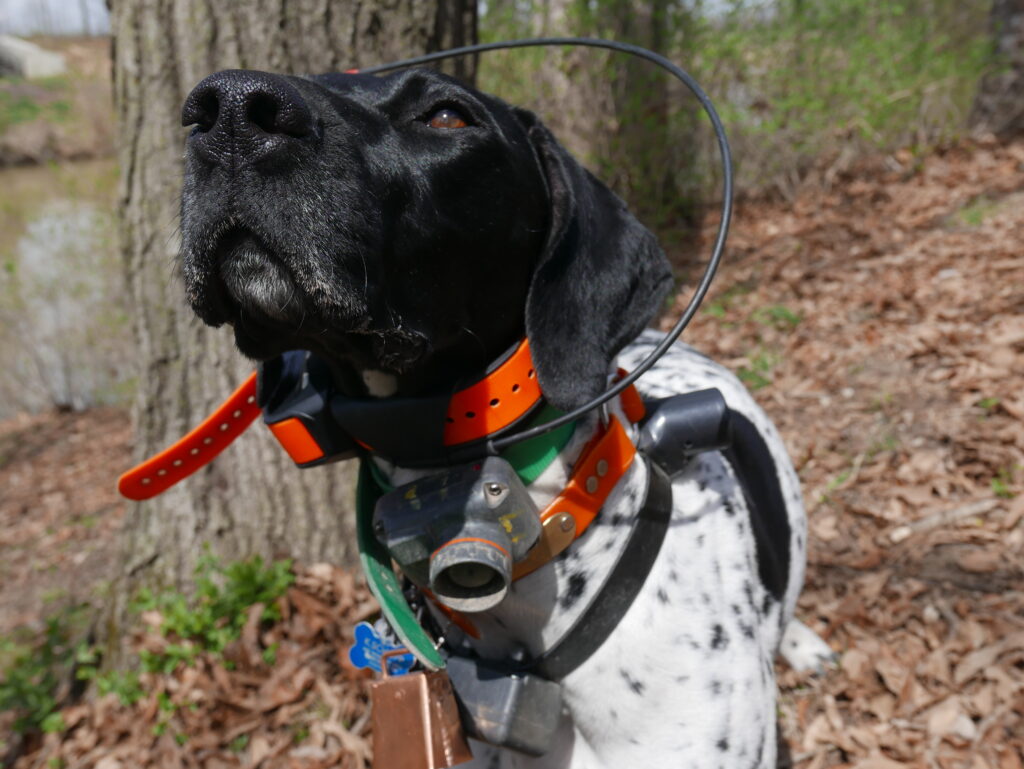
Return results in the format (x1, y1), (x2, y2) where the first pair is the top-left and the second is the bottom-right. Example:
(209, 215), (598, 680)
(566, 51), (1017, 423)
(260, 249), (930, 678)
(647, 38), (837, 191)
(119, 339), (548, 499)
(442, 339), (541, 447)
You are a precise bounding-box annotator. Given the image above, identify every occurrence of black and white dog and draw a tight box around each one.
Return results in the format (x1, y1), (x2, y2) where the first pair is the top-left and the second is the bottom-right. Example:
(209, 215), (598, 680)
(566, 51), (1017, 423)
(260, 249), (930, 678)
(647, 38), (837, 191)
(179, 67), (833, 768)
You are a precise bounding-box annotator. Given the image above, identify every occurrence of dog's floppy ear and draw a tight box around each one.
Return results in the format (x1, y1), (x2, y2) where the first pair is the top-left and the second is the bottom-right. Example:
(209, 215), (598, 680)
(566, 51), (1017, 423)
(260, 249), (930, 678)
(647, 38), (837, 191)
(516, 109), (673, 412)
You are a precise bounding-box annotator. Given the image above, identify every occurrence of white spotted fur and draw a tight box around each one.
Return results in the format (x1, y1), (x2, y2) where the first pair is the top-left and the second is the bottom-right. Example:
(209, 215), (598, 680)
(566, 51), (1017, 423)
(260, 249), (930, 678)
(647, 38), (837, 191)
(381, 330), (832, 768)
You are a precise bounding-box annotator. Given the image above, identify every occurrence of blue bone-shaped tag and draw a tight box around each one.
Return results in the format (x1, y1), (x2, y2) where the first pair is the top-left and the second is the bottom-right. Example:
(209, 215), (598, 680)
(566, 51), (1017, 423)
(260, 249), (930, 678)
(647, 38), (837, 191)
(348, 621), (416, 675)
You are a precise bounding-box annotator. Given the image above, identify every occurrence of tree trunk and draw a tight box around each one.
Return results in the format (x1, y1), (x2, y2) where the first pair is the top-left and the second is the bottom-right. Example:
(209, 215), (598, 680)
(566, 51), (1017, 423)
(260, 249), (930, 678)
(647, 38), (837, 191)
(606, 0), (695, 228)
(972, 0), (1024, 136)
(523, 0), (697, 236)
(108, 0), (476, 636)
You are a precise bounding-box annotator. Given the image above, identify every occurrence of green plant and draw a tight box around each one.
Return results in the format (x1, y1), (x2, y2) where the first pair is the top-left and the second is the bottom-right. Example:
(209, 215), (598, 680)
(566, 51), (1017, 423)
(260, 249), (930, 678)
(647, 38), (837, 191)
(703, 281), (758, 320)
(991, 467), (1017, 500)
(738, 348), (781, 390)
(954, 197), (999, 227)
(976, 396), (1000, 415)
(753, 304), (802, 331)
(78, 663), (144, 707)
(229, 734), (250, 753)
(132, 551), (295, 674)
(0, 604), (89, 735)
(0, 87), (77, 132)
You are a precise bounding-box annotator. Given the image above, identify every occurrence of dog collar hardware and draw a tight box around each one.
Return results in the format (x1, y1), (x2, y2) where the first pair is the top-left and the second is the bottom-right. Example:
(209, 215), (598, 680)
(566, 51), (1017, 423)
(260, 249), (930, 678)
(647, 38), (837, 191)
(356, 387), (645, 661)
(117, 339), (548, 501)
(512, 412), (637, 580)
(318, 338), (545, 466)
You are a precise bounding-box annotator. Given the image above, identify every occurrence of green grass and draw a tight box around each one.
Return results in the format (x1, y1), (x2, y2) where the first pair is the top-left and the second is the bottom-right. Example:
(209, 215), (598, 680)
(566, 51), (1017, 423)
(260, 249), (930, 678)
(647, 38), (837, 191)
(954, 197), (1000, 227)
(976, 396), (1001, 416)
(702, 281), (758, 320)
(752, 304), (802, 331)
(738, 348), (781, 390)
(0, 85), (75, 133)
(991, 467), (1017, 499)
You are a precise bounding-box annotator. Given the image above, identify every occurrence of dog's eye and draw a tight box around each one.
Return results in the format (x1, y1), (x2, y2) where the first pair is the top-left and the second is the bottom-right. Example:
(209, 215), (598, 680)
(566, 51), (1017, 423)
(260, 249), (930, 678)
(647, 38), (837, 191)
(426, 108), (469, 129)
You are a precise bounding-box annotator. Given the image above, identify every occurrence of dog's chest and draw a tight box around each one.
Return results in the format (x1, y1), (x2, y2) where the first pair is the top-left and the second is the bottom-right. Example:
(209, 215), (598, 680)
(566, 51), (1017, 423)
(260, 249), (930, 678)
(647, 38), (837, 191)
(425, 331), (799, 663)
(378, 331), (803, 768)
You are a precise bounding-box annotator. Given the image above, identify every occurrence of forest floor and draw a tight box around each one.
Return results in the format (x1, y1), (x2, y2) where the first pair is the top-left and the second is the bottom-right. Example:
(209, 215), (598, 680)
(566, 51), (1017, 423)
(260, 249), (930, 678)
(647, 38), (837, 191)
(1, 136), (1023, 768)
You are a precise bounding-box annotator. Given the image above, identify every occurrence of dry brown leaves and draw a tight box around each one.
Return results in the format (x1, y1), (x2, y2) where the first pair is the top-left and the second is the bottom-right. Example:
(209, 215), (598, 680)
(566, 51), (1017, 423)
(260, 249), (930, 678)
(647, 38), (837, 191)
(670, 136), (1024, 767)
(13, 564), (378, 769)
(0, 407), (130, 635)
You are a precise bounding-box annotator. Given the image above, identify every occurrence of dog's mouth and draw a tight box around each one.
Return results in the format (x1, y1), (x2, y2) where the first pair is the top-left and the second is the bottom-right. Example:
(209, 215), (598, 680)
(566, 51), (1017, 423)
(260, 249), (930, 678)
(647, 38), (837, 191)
(186, 222), (430, 373)
(207, 225), (306, 326)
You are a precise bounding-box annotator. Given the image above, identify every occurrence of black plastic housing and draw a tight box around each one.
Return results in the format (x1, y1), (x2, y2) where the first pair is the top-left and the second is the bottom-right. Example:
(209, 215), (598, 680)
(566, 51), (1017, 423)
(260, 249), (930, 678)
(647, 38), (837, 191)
(637, 389), (732, 476)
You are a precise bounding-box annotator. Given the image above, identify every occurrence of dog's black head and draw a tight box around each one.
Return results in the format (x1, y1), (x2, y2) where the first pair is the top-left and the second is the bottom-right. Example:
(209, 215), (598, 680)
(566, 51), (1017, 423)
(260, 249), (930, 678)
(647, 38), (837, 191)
(180, 68), (671, 410)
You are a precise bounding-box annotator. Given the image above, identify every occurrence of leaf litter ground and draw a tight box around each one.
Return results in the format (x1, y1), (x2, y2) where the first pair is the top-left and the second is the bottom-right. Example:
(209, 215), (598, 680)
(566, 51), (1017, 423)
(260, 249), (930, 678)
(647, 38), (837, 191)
(2, 137), (1023, 767)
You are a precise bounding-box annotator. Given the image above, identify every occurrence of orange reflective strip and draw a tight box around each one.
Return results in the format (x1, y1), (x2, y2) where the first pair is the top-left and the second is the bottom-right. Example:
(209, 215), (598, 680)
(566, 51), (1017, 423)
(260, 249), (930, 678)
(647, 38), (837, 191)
(118, 373), (260, 501)
(267, 418), (326, 465)
(541, 415), (636, 536)
(443, 339), (542, 446)
(431, 536), (510, 561)
(515, 416), (636, 580)
(616, 368), (647, 424)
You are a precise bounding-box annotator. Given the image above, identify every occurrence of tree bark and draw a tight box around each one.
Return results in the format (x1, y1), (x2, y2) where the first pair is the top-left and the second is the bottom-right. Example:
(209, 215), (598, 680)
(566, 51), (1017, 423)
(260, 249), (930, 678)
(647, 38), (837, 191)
(972, 0), (1024, 136)
(108, 0), (476, 633)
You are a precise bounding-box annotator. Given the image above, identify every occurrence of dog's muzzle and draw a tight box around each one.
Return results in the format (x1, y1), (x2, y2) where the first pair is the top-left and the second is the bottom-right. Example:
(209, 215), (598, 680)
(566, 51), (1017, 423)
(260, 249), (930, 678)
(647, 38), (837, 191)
(372, 456), (542, 613)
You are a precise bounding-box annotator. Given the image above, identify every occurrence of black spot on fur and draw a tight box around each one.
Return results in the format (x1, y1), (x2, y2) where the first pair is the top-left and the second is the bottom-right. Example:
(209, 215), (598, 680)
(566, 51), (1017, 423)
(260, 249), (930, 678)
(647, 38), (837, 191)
(669, 569), (680, 583)
(620, 669), (645, 695)
(717, 738), (729, 752)
(711, 624), (729, 650)
(657, 588), (670, 604)
(710, 679), (722, 695)
(561, 573), (587, 609)
(723, 498), (736, 516)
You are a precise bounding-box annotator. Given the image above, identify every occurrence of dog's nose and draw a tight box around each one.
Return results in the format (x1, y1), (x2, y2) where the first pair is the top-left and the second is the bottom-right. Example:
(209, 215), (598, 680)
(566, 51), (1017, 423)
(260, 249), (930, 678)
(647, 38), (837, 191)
(182, 70), (315, 166)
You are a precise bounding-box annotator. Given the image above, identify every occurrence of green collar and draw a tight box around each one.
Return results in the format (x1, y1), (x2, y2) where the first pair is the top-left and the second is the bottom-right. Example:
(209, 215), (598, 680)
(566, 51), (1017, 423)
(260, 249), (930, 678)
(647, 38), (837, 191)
(367, 404), (577, 492)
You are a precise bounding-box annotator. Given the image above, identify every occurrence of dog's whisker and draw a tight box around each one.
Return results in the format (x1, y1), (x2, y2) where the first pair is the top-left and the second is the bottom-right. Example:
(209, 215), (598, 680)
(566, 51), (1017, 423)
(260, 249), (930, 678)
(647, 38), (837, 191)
(459, 324), (487, 363)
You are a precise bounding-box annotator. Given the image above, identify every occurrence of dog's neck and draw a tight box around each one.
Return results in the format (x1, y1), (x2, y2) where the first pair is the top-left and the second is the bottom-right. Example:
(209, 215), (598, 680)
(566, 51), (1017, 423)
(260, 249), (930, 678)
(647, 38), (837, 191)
(360, 369), (399, 397)
(319, 324), (528, 400)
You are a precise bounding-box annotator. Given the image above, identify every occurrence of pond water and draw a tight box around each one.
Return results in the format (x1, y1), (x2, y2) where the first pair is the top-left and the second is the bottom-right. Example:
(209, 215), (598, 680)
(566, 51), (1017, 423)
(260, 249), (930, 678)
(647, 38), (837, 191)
(0, 159), (132, 418)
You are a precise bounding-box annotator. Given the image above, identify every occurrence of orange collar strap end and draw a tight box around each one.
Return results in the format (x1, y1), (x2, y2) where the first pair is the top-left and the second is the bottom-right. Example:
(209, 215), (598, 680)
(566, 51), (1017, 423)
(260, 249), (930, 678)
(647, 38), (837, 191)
(117, 373), (261, 501)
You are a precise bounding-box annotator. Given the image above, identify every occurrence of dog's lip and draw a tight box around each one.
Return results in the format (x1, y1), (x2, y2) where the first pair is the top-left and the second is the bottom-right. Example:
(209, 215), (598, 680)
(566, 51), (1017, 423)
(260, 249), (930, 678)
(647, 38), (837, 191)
(211, 225), (278, 268)
(207, 225), (305, 323)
